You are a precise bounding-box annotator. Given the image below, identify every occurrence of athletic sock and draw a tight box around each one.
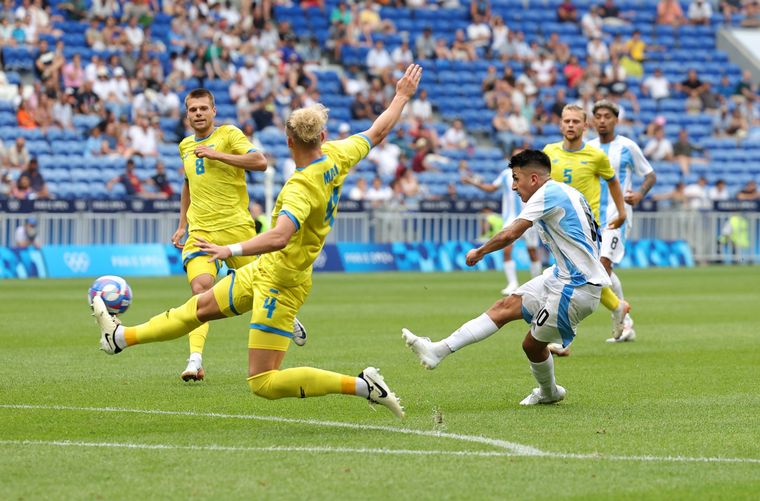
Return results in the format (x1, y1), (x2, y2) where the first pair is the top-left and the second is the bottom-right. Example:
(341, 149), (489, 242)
(188, 324), (209, 356)
(529, 260), (542, 278)
(123, 295), (203, 346)
(443, 313), (499, 352)
(355, 377), (370, 398)
(610, 272), (624, 300)
(529, 355), (557, 397)
(504, 260), (518, 287)
(600, 286), (620, 311)
(247, 367), (357, 399)
(189, 351), (202, 367)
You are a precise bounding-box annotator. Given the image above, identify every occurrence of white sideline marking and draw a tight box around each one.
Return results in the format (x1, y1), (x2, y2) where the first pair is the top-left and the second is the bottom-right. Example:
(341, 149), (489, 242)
(3, 404), (760, 465)
(0, 440), (510, 458)
(0, 404), (541, 456)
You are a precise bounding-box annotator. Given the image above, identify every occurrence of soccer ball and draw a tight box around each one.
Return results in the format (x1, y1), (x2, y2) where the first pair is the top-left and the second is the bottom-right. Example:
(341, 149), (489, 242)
(88, 275), (132, 315)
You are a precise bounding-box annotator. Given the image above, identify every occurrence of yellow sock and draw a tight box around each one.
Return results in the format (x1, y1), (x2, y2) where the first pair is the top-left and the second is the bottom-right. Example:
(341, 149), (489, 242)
(600, 286), (620, 312)
(124, 295), (203, 346)
(188, 323), (209, 354)
(247, 368), (356, 399)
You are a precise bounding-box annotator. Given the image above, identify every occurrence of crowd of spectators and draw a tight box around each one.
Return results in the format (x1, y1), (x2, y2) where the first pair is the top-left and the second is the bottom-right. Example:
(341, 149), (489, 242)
(0, 0), (759, 209)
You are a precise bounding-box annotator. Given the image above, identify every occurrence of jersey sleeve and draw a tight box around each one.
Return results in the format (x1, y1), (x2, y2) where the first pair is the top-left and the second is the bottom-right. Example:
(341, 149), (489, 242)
(322, 134), (372, 173)
(226, 126), (256, 155)
(595, 151), (616, 180)
(277, 180), (313, 232)
(629, 141), (654, 176)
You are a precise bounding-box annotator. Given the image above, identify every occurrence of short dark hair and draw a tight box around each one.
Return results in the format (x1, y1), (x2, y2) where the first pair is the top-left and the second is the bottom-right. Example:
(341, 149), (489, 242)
(592, 99), (619, 117)
(509, 149), (551, 172)
(185, 88), (215, 108)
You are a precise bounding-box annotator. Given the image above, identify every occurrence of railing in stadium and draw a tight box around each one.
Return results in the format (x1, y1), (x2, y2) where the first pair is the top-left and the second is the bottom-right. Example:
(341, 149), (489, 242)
(2, 210), (758, 264)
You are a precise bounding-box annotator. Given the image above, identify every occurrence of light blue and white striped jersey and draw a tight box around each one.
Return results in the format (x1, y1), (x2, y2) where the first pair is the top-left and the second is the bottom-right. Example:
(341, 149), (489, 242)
(588, 135), (654, 227)
(492, 168), (523, 222)
(518, 180), (611, 287)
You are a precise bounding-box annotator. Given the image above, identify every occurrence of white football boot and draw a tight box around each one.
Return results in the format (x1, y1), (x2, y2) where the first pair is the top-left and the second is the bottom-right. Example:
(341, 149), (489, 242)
(92, 295), (122, 355)
(292, 317), (307, 347)
(519, 385), (566, 406)
(359, 367), (405, 419)
(500, 282), (519, 296)
(401, 328), (448, 370)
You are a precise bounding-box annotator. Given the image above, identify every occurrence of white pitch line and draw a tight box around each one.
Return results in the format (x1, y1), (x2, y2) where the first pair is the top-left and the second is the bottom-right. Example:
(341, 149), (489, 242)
(3, 404), (760, 465)
(0, 403), (541, 456)
(0, 440), (511, 458)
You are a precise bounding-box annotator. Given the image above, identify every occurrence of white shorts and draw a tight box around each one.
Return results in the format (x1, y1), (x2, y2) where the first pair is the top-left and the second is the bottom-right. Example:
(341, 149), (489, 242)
(600, 227), (625, 264)
(514, 268), (602, 347)
(504, 218), (540, 249)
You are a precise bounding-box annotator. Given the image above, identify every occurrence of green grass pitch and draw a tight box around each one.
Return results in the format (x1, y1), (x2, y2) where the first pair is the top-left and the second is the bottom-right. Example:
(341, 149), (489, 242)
(2, 266), (760, 499)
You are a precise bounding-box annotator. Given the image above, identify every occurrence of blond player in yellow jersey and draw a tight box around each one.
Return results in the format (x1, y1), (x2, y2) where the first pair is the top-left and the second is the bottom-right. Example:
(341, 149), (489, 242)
(91, 64), (424, 418)
(543, 104), (630, 350)
(172, 88), (305, 382)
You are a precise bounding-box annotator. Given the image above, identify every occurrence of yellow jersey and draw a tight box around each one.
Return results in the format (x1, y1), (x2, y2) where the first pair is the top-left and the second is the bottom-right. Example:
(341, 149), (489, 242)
(258, 134), (372, 286)
(179, 124), (256, 232)
(543, 141), (616, 223)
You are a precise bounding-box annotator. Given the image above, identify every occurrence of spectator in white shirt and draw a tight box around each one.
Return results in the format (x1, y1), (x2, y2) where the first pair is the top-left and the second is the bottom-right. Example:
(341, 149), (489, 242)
(123, 16), (145, 50)
(684, 176), (711, 209)
(466, 18), (491, 49)
(366, 40), (393, 76)
(441, 118), (471, 149)
(643, 126), (674, 161)
(410, 88), (433, 121)
(238, 56), (263, 90)
(92, 67), (114, 101)
(641, 67), (671, 102)
(111, 66), (131, 104)
(708, 179), (730, 202)
(349, 177), (369, 201)
(391, 39), (414, 66)
(581, 5), (604, 38)
(128, 115), (159, 157)
(367, 139), (402, 178)
(365, 176), (393, 207)
(587, 37), (609, 64)
(688, 0), (712, 25)
(531, 52), (556, 87)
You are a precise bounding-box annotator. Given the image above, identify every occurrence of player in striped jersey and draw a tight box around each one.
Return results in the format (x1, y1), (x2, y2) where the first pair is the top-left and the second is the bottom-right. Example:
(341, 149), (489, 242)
(542, 104), (631, 349)
(588, 100), (657, 342)
(463, 162), (543, 295)
(403, 150), (610, 405)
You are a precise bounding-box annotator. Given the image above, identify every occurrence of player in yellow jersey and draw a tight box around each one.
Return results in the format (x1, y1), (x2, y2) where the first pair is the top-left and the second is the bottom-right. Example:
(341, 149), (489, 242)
(171, 88), (305, 382)
(92, 64), (424, 418)
(543, 104), (630, 353)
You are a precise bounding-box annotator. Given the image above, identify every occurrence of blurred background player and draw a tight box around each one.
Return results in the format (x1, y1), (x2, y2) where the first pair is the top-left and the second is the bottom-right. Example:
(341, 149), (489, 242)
(15, 216), (41, 249)
(589, 99), (657, 343)
(93, 64), (423, 419)
(463, 158), (543, 295)
(543, 104), (631, 344)
(402, 150), (610, 405)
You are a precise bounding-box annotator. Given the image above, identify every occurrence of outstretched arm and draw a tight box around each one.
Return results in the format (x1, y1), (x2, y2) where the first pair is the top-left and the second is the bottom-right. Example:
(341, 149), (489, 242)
(466, 218), (533, 266)
(462, 177), (499, 193)
(196, 215), (297, 261)
(361, 64), (422, 146)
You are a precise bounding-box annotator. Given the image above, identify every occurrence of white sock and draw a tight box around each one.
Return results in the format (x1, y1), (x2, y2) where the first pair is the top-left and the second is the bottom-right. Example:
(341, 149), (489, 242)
(355, 377), (370, 398)
(529, 260), (542, 278)
(443, 313), (499, 352)
(114, 325), (127, 350)
(504, 260), (518, 286)
(189, 352), (203, 367)
(610, 271), (624, 300)
(529, 355), (557, 396)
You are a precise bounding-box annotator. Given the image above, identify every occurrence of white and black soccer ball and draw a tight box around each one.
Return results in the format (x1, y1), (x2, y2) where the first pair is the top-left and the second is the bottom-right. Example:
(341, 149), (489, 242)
(88, 275), (132, 315)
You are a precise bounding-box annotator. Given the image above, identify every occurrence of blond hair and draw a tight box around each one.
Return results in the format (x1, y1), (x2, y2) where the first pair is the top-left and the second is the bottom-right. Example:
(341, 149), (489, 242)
(286, 104), (330, 147)
(561, 104), (587, 122)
